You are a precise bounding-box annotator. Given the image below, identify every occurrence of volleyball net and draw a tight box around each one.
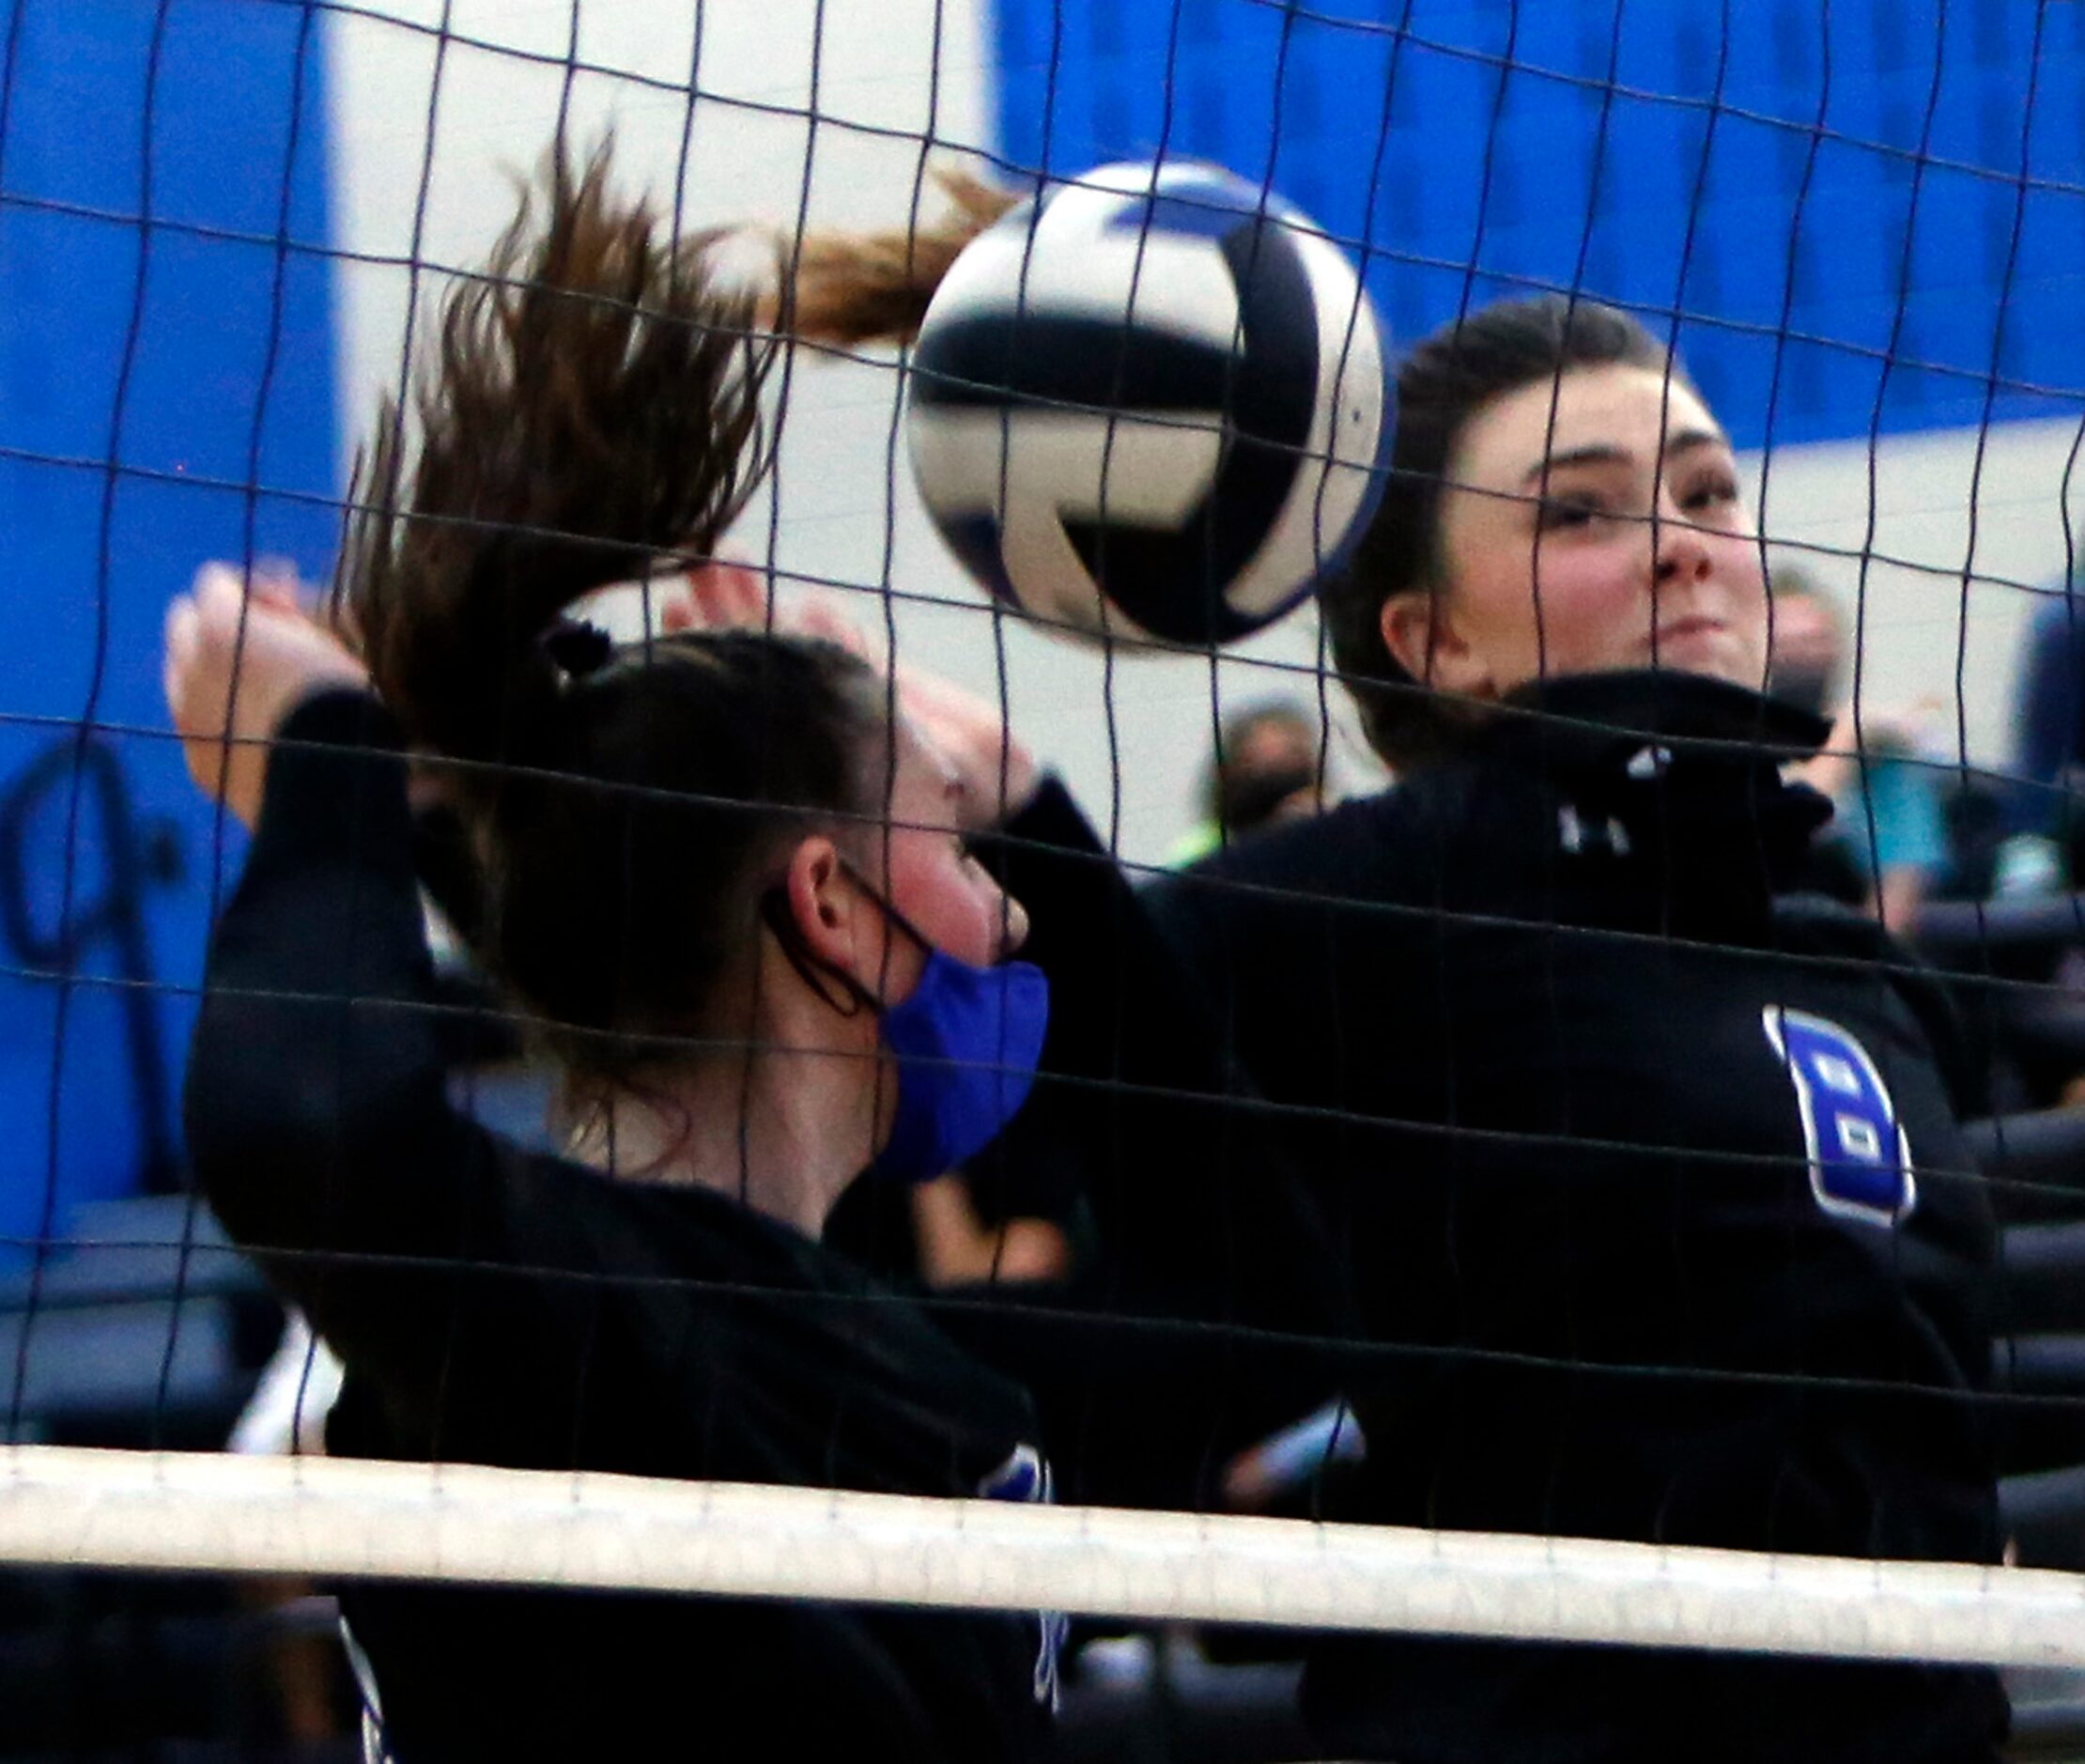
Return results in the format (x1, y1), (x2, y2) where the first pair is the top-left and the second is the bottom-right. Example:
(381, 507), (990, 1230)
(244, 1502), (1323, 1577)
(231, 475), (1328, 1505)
(1, 1447), (2081, 1671)
(5, 0), (2085, 1755)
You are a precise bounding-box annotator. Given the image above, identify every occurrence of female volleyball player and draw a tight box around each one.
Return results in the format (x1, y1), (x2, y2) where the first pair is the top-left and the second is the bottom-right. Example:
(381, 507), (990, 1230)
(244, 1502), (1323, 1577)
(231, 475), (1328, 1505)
(1161, 298), (2007, 1764)
(780, 216), (2007, 1760)
(165, 155), (1066, 1764)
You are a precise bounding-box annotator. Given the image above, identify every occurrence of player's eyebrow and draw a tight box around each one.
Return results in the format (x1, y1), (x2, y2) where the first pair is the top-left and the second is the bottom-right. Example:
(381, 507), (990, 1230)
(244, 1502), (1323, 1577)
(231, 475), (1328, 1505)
(1519, 427), (1725, 487)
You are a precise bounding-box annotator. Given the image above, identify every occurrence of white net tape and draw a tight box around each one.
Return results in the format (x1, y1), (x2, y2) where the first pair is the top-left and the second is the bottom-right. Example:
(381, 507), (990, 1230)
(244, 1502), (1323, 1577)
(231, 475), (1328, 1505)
(2, 1446), (2079, 1670)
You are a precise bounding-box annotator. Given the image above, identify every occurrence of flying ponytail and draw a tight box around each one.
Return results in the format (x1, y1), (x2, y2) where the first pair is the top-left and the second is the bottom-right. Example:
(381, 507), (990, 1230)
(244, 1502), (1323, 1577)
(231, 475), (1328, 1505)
(326, 142), (888, 1095)
(336, 140), (777, 781)
(780, 168), (1016, 348)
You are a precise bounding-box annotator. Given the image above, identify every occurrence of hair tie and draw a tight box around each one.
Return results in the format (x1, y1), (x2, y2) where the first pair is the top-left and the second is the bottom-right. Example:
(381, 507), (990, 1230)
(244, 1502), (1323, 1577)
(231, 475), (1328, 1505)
(540, 615), (614, 685)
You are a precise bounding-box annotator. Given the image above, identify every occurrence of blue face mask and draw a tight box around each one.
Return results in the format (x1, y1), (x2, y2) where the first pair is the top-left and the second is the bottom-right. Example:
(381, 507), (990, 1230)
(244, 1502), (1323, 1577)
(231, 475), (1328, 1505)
(866, 944), (1051, 1185)
(762, 875), (1051, 1184)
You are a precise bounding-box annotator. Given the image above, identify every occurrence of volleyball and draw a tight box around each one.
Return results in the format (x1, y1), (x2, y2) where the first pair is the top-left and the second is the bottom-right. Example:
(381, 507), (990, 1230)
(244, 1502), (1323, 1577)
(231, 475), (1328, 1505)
(905, 160), (1390, 648)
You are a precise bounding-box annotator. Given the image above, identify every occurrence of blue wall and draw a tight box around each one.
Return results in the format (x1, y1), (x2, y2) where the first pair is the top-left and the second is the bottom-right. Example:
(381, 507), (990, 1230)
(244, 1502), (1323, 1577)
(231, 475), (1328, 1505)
(991, 0), (2085, 449)
(0, 0), (337, 1254)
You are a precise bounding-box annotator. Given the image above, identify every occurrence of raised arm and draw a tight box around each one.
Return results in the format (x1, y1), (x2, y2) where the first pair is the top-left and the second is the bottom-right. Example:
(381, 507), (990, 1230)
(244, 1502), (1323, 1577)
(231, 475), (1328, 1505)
(656, 568), (1354, 1500)
(168, 566), (515, 1392)
(952, 777), (1354, 1508)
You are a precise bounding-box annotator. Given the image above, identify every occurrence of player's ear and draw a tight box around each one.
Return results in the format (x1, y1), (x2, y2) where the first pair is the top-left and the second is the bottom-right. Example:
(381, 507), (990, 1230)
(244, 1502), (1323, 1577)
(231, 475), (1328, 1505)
(1382, 586), (1492, 699)
(780, 835), (880, 984)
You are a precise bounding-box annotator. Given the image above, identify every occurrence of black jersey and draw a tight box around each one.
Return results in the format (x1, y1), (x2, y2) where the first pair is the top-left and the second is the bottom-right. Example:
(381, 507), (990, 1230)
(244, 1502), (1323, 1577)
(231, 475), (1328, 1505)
(931, 777), (1355, 1515)
(184, 692), (1057, 1764)
(1146, 672), (2006, 1763)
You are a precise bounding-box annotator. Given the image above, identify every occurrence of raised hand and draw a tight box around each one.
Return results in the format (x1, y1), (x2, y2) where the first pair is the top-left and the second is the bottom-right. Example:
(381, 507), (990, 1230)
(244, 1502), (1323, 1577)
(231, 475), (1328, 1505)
(163, 562), (371, 828)
(884, 658), (1039, 833)
(656, 560), (1039, 829)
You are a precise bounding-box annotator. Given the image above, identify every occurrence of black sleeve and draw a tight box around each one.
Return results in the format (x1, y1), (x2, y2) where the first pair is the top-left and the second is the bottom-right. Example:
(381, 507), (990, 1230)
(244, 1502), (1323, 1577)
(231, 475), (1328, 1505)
(1776, 894), (1993, 1121)
(976, 778), (1241, 1132)
(961, 781), (1354, 1509)
(183, 690), (529, 1402)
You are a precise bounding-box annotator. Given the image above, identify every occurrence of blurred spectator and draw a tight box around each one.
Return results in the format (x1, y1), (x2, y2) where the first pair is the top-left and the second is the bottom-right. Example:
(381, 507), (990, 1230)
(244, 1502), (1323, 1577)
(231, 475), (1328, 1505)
(1769, 568), (1949, 933)
(1166, 702), (1326, 868)
(826, 1153), (1084, 1293)
(1998, 576), (2085, 895)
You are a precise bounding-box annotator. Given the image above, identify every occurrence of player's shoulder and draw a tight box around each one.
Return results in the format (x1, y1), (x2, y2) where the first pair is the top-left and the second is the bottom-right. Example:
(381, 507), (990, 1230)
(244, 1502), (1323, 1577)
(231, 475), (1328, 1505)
(1139, 787), (1433, 982)
(1185, 784), (1429, 900)
(504, 1148), (849, 1286)
(1772, 892), (1987, 1118)
(1770, 889), (1900, 957)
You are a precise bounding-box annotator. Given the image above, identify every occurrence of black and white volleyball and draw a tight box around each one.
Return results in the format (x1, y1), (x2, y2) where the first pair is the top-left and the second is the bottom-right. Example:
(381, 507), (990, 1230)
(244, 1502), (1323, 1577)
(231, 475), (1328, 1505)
(906, 160), (1389, 647)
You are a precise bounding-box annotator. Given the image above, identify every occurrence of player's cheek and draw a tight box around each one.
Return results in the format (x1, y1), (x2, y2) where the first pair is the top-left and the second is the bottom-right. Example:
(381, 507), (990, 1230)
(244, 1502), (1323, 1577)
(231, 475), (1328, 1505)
(901, 856), (996, 969)
(1717, 542), (1773, 672)
(1718, 530), (1769, 605)
(1452, 555), (1539, 680)
(1536, 553), (1633, 674)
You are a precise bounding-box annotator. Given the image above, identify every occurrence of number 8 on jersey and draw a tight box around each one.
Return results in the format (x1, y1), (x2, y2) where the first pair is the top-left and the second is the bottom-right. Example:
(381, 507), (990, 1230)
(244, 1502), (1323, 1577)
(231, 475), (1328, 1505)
(1763, 1006), (1918, 1227)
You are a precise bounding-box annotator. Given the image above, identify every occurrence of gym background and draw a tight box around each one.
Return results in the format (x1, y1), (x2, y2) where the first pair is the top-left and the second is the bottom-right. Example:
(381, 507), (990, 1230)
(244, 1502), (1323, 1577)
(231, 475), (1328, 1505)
(1, 0), (2077, 1244)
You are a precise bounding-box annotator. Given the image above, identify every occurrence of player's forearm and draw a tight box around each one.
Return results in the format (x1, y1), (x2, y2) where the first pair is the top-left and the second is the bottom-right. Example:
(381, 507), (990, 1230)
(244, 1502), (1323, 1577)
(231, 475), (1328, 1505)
(979, 776), (1235, 1090)
(185, 690), (462, 1269)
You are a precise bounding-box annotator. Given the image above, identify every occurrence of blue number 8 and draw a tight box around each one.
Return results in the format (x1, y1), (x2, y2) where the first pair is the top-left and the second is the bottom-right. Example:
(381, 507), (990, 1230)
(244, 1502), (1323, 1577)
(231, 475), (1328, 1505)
(1762, 1007), (1917, 1226)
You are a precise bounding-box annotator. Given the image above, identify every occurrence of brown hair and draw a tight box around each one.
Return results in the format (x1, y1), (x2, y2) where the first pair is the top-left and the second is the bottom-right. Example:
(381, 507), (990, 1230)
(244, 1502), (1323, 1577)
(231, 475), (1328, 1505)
(1320, 295), (1683, 770)
(782, 169), (1017, 347)
(335, 145), (887, 1093)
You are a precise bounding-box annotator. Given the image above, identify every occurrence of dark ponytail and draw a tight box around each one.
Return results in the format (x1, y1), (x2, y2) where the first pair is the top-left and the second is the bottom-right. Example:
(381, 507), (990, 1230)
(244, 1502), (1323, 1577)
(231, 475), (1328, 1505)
(332, 144), (887, 1094)
(1320, 295), (1680, 770)
(338, 142), (773, 776)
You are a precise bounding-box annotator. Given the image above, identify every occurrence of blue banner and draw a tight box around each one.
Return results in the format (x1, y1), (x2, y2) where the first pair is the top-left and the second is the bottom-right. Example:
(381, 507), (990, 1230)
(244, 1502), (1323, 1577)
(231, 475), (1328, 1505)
(990, 0), (2085, 448)
(0, 0), (337, 1254)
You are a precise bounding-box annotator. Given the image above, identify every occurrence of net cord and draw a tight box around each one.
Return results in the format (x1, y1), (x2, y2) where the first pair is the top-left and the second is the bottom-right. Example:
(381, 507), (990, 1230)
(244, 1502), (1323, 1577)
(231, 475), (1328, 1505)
(1, 1446), (2078, 1669)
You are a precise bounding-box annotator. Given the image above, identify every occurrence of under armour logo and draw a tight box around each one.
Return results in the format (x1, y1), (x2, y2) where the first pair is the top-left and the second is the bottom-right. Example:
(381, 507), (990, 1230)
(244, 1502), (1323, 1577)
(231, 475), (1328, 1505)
(1558, 802), (1632, 857)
